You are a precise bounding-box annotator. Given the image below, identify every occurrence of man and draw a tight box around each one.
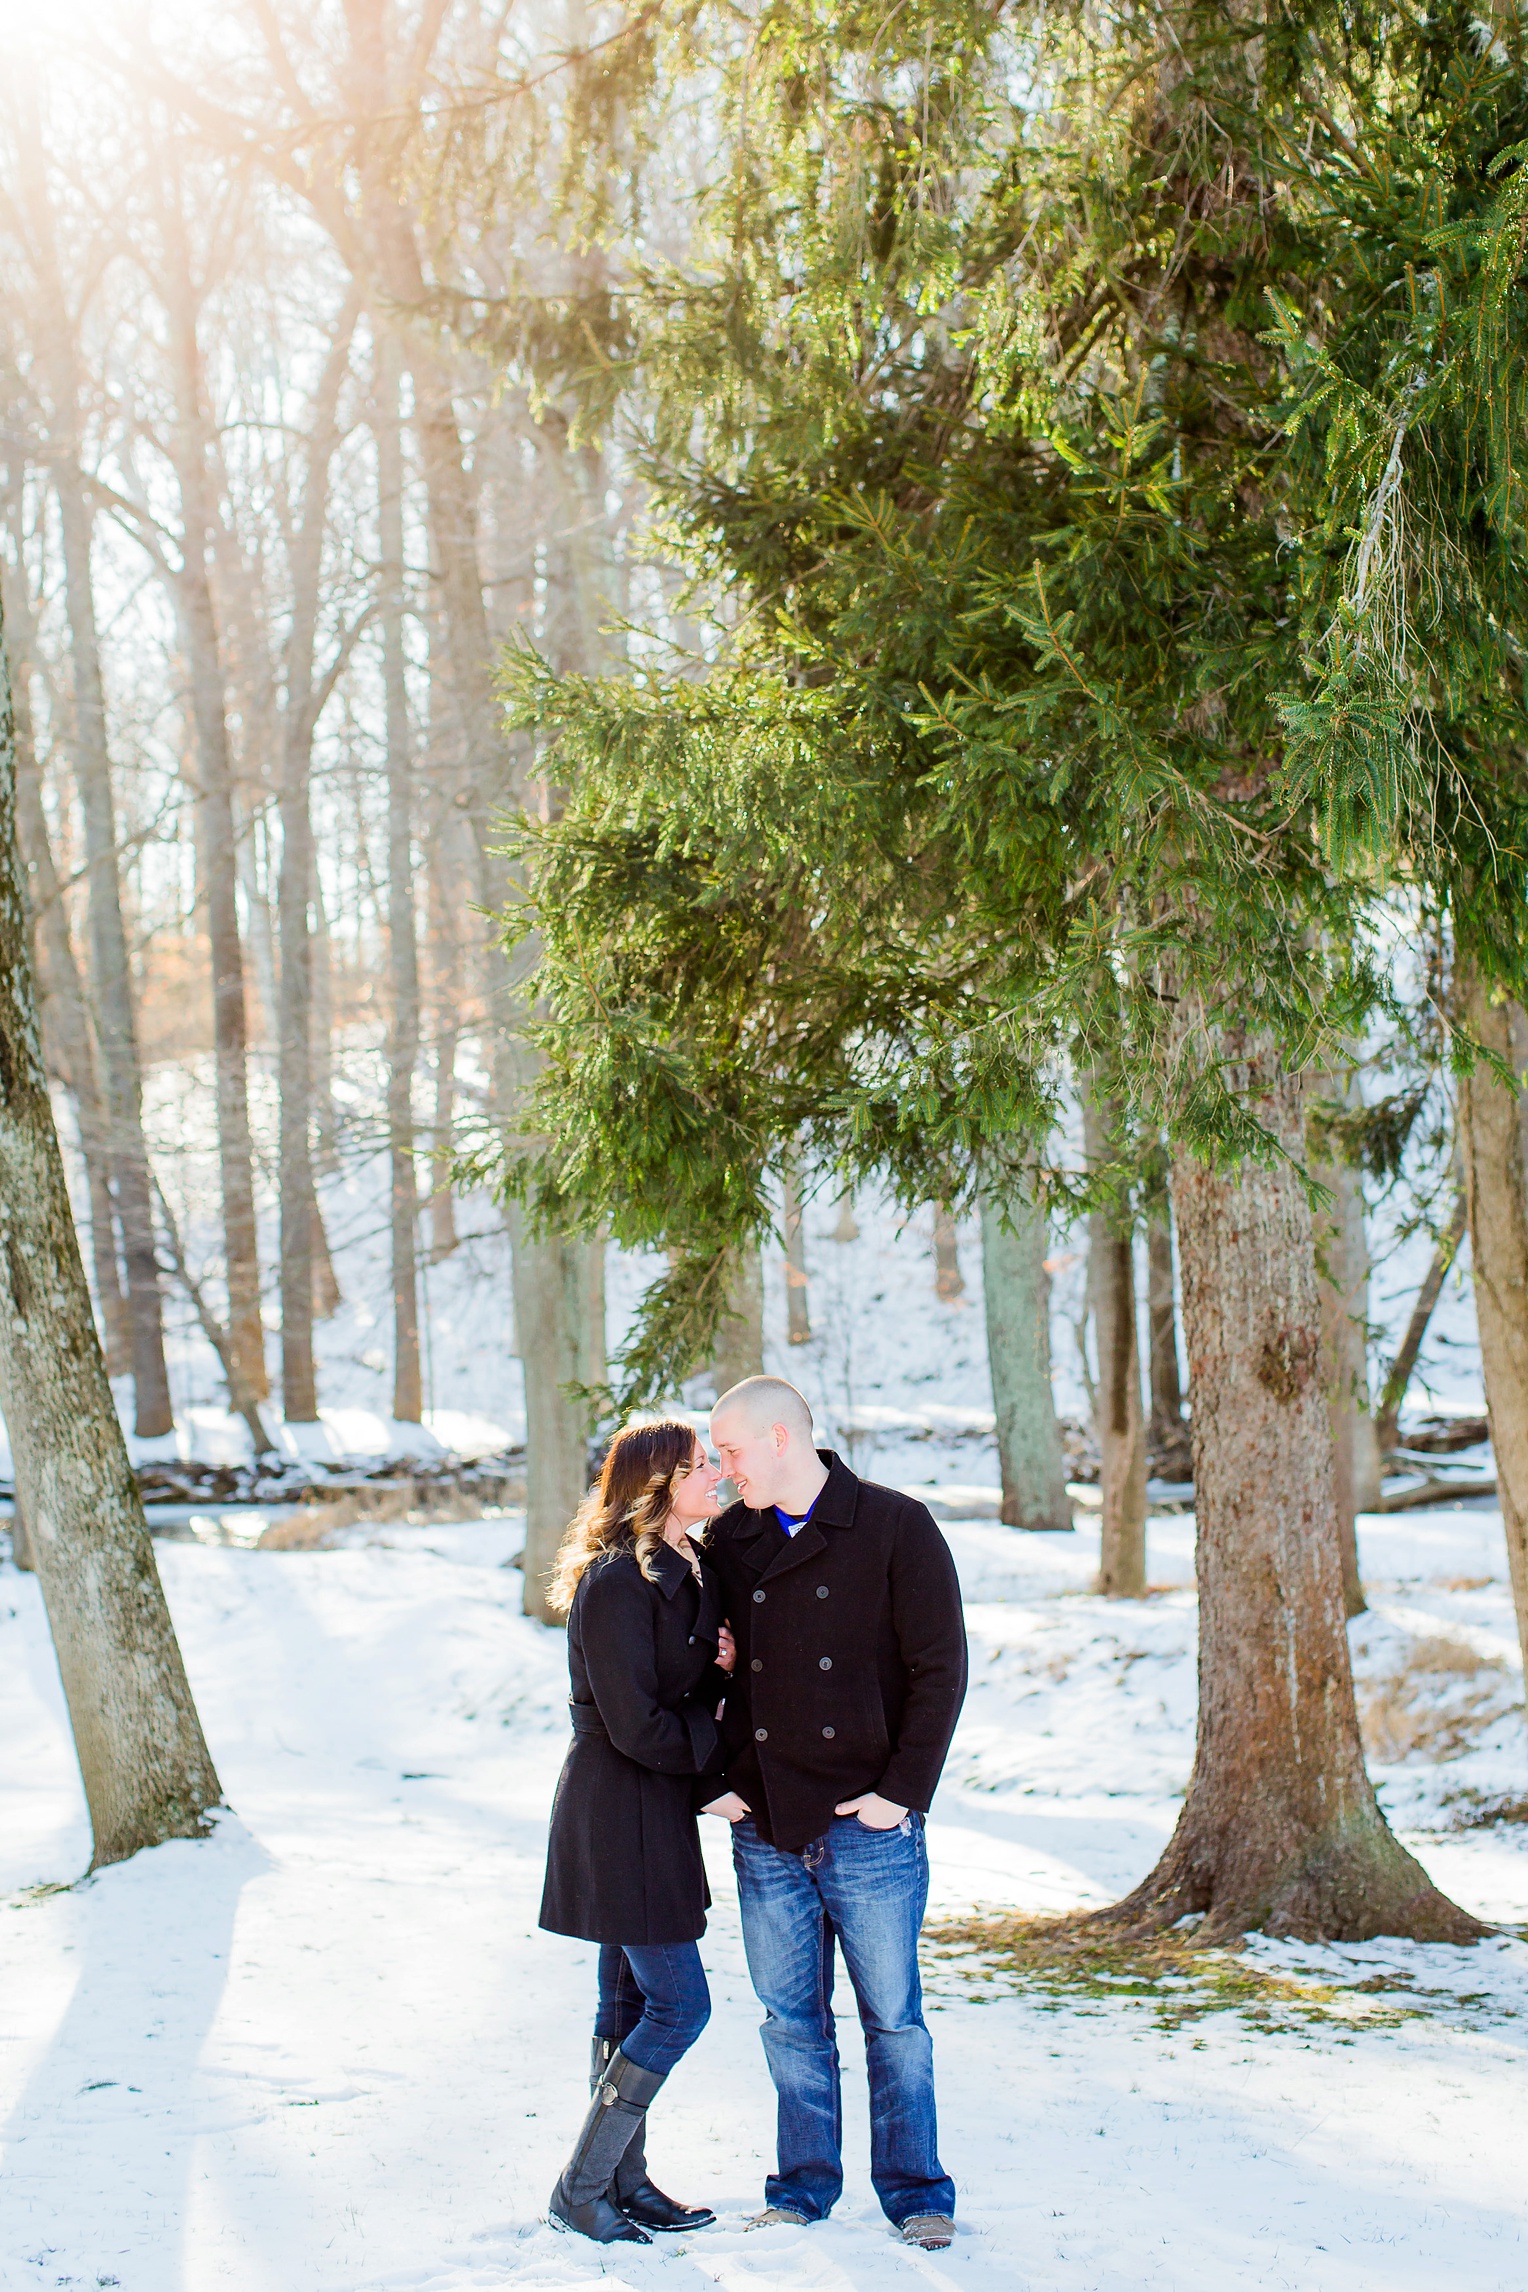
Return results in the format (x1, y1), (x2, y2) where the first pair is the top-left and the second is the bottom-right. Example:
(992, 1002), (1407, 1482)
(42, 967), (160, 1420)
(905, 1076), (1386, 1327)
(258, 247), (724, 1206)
(703, 1375), (968, 2251)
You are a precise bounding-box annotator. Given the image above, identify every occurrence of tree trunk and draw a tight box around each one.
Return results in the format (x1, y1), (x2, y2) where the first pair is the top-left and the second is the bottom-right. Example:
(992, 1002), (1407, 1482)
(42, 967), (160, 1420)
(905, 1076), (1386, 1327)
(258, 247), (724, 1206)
(1103, 1039), (1478, 1942)
(1312, 1121), (1369, 1617)
(342, 0), (604, 1544)
(1084, 1096), (1147, 1596)
(164, 219), (265, 1404)
(0, 593), (222, 1868)
(378, 343), (423, 1423)
(511, 1210), (598, 1623)
(276, 752), (317, 1420)
(1, 539), (132, 1377)
(1374, 1192), (1467, 1455)
(15, 747), (131, 1378)
(980, 1191), (1072, 1531)
(784, 1160), (812, 1345)
(425, 822), (460, 1259)
(1457, 967), (1528, 1695)
(1147, 1195), (1185, 1442)
(310, 1180), (341, 1318)
(713, 1244), (765, 1394)
(59, 466), (175, 1437)
(273, 304), (357, 1424)
(13, 102), (173, 1437)
(12, 1488), (35, 1571)
(309, 877), (342, 1177)
(933, 1204), (965, 1300)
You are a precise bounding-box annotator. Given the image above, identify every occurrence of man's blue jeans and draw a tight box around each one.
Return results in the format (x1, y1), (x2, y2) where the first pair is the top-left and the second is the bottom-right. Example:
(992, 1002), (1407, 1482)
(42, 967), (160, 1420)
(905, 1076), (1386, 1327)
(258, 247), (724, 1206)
(732, 1813), (955, 2226)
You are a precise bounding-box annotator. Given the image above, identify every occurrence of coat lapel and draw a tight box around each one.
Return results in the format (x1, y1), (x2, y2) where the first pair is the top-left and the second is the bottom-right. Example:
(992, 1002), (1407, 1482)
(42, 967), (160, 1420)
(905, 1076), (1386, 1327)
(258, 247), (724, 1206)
(725, 1452), (862, 1582)
(760, 1517), (828, 1580)
(693, 1561), (724, 1643)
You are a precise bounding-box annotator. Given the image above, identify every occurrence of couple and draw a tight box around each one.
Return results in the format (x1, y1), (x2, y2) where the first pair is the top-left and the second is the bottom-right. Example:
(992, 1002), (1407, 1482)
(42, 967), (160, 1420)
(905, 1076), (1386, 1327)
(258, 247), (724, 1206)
(537, 1375), (969, 2250)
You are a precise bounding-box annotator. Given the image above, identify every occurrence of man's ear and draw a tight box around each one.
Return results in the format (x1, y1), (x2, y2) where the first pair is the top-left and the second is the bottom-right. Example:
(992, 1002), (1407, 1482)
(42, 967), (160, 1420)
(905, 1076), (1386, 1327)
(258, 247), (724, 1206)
(772, 1421), (788, 1453)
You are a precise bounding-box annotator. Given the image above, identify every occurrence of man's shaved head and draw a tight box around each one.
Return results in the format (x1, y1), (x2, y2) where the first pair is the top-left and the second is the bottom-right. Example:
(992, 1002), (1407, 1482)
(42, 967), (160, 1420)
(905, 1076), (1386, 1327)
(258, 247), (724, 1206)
(711, 1377), (823, 1513)
(712, 1376), (814, 1440)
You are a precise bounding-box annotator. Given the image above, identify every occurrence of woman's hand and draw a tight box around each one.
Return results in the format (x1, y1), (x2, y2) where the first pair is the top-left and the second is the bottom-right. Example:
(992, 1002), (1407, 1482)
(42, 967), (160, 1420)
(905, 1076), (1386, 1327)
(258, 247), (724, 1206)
(715, 1622), (737, 1674)
(702, 1791), (751, 1822)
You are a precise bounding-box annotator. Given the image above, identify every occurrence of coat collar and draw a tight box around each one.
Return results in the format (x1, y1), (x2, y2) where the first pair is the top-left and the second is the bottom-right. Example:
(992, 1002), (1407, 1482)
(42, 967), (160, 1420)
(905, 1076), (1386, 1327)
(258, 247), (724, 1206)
(648, 1537), (704, 1602)
(734, 1449), (860, 1579)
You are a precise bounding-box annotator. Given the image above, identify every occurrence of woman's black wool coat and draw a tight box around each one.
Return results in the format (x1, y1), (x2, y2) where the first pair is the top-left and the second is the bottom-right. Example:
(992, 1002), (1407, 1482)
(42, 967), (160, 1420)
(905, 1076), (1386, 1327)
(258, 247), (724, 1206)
(540, 1540), (727, 1946)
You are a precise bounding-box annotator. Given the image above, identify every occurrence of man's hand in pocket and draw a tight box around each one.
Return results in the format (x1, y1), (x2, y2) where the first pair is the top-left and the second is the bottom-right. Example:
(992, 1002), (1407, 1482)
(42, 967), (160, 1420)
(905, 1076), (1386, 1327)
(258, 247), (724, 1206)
(702, 1792), (751, 1822)
(835, 1792), (908, 1830)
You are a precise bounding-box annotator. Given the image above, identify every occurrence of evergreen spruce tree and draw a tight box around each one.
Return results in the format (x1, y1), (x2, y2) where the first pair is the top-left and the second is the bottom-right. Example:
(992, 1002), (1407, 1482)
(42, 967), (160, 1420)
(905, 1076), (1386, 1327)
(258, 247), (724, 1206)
(491, 0), (1525, 1936)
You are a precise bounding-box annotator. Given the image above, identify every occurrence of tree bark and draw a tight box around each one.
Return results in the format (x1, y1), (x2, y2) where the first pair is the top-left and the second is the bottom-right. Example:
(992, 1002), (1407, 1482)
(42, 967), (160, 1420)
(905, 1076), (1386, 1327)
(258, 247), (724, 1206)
(1457, 967), (1528, 1695)
(308, 878), (342, 1179)
(425, 818), (460, 1259)
(0, 591), (222, 1868)
(784, 1159), (812, 1346)
(276, 753), (316, 1425)
(933, 1204), (965, 1300)
(1084, 1096), (1147, 1596)
(273, 303), (357, 1424)
(1147, 1196), (1185, 1441)
(1103, 1038), (1478, 1942)
(1374, 1192), (1467, 1455)
(510, 1207), (598, 1624)
(378, 341), (423, 1423)
(341, 0), (605, 1566)
(12, 120), (174, 1434)
(1312, 1128), (1369, 1617)
(1, 534), (132, 1377)
(12, 1488), (35, 1571)
(713, 1244), (765, 1394)
(980, 1191), (1072, 1531)
(163, 208), (266, 1403)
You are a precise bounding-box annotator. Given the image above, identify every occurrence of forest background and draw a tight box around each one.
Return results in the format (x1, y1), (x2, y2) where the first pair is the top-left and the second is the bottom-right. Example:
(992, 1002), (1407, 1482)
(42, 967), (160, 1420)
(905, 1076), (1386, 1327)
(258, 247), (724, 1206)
(4, 0), (1528, 1932)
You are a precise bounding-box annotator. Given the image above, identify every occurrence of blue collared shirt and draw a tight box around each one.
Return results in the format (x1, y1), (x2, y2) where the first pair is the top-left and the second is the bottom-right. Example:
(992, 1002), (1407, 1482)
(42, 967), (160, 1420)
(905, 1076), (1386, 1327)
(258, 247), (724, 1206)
(774, 1500), (817, 1538)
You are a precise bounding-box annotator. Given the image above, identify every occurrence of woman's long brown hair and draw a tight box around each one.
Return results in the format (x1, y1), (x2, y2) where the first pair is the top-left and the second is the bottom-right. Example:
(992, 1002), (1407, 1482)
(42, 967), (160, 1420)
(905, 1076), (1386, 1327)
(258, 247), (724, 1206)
(546, 1419), (703, 1615)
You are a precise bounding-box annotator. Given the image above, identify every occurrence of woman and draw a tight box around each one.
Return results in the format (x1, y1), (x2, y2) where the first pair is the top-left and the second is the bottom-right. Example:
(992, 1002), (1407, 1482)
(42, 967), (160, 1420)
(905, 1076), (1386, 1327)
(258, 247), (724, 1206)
(539, 1419), (735, 2245)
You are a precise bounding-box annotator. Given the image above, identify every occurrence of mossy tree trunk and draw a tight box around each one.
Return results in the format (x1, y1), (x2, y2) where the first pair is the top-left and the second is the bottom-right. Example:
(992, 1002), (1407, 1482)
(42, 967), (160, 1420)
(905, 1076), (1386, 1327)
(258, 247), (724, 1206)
(1104, 1027), (1478, 1942)
(712, 1244), (765, 1394)
(1084, 1094), (1147, 1596)
(980, 1192), (1072, 1532)
(1457, 965), (1528, 1695)
(0, 594), (222, 1868)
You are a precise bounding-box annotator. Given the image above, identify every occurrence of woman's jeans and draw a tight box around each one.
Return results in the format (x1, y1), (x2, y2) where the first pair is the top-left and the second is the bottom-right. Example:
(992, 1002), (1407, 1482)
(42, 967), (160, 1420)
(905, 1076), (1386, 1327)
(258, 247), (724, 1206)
(732, 1813), (955, 2226)
(596, 1940), (711, 2078)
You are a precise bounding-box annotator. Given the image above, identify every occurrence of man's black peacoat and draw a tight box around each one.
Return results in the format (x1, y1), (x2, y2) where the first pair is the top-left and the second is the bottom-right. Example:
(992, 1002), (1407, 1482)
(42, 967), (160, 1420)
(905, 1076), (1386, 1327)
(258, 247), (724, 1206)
(540, 1540), (727, 1945)
(705, 1450), (968, 1853)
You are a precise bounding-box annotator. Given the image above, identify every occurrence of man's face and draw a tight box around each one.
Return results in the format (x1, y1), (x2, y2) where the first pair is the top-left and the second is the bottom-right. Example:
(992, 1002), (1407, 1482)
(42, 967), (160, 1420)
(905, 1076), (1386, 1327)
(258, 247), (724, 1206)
(711, 1412), (789, 1510)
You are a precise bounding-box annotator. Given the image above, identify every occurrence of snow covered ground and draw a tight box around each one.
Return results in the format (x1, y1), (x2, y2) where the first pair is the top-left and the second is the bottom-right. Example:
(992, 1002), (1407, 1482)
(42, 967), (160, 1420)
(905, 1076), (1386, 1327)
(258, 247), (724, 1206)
(4, 1496), (1528, 2292)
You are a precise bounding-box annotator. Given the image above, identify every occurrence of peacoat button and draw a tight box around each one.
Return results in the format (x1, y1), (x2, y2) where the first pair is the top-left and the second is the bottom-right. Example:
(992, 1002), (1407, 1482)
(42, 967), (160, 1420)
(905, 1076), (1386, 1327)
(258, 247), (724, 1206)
(753, 1590), (766, 1604)
(751, 1658), (763, 1672)
(819, 1657), (832, 1670)
(822, 1726), (835, 1739)
(816, 1585), (829, 1598)
(754, 1727), (768, 1742)
(688, 1635), (695, 1644)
